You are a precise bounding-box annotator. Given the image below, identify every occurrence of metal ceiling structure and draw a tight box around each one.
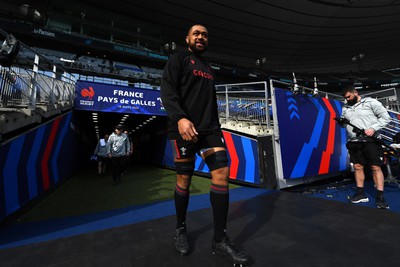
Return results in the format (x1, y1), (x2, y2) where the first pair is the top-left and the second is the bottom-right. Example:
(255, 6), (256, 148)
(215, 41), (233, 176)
(2, 0), (400, 137)
(73, 0), (400, 73)
(3, 0), (400, 74)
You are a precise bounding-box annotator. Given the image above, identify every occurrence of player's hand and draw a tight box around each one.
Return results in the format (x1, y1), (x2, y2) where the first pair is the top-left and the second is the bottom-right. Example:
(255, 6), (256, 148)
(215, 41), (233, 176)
(178, 118), (198, 142)
(364, 128), (375, 136)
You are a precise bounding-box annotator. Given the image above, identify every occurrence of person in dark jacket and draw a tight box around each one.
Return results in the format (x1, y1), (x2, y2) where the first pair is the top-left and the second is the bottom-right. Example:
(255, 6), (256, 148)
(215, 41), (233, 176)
(94, 134), (109, 178)
(160, 24), (248, 266)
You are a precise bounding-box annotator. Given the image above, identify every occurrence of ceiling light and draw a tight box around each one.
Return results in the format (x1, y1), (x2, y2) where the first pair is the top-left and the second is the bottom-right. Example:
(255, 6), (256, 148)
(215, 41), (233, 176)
(60, 57), (75, 63)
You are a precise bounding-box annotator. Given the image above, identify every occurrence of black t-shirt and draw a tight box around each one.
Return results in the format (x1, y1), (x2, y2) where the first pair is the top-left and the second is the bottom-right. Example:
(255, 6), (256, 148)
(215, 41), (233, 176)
(160, 51), (220, 133)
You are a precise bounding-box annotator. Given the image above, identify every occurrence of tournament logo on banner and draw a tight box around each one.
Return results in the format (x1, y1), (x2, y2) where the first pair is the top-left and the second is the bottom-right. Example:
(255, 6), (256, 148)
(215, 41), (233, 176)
(74, 81), (166, 116)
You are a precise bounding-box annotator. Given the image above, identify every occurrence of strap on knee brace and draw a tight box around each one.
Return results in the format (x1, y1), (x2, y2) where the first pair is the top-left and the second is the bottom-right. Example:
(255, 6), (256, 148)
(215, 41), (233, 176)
(175, 160), (195, 175)
(205, 150), (228, 171)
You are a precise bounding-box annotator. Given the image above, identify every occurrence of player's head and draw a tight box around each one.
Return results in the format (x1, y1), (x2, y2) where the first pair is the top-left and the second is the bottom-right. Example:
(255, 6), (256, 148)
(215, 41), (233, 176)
(186, 24), (208, 54)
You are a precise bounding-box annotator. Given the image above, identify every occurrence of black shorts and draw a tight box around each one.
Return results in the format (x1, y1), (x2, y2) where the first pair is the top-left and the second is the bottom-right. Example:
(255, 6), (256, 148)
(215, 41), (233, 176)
(346, 141), (384, 166)
(97, 156), (108, 163)
(168, 130), (226, 159)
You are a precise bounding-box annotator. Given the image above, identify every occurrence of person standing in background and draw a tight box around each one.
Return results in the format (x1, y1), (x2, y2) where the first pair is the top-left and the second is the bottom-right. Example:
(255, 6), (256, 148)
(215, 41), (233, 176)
(107, 125), (130, 185)
(122, 128), (133, 175)
(94, 134), (109, 178)
(340, 85), (391, 209)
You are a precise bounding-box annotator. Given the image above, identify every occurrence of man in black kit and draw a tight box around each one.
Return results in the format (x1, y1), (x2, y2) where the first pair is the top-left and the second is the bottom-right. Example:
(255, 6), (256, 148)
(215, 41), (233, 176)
(161, 24), (249, 265)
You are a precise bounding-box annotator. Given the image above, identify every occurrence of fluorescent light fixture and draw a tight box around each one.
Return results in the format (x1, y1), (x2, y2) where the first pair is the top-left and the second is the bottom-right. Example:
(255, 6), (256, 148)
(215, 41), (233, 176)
(60, 57), (75, 63)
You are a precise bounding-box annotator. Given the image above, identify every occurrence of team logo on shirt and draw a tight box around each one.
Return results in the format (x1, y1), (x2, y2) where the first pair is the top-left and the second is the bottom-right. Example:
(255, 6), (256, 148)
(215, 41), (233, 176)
(180, 147), (187, 156)
(191, 59), (195, 64)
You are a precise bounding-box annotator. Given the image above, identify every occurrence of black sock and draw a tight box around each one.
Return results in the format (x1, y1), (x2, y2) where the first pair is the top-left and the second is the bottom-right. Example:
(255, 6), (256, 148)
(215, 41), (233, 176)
(376, 190), (384, 198)
(175, 184), (189, 229)
(356, 186), (364, 195)
(210, 183), (229, 242)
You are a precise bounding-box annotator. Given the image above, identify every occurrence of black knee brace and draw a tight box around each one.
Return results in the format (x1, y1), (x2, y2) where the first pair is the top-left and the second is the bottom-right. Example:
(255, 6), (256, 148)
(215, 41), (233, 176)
(175, 161), (195, 175)
(205, 150), (228, 171)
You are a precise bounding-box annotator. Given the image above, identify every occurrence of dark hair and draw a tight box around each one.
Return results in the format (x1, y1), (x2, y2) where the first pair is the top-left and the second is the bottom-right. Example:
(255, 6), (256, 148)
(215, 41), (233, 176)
(187, 24), (208, 35)
(341, 85), (356, 96)
(115, 125), (123, 130)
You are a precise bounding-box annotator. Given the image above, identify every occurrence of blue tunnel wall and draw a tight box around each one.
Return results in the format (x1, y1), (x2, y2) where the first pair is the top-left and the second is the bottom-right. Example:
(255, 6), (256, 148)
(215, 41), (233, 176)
(0, 111), (90, 222)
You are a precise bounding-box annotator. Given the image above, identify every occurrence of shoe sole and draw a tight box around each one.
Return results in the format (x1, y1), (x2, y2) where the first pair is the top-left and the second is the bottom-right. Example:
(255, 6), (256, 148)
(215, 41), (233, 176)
(212, 250), (249, 266)
(176, 249), (190, 255)
(376, 205), (389, 209)
(349, 198), (369, 204)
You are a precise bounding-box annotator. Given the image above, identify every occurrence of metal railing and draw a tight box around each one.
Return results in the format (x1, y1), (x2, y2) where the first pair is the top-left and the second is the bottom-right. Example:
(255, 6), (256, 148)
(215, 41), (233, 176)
(0, 28), (76, 139)
(216, 81), (271, 127)
(216, 80), (400, 138)
(0, 28), (76, 111)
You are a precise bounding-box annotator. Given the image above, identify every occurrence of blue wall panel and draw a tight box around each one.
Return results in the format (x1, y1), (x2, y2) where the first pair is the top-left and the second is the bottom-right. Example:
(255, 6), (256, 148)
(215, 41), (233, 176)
(0, 112), (85, 222)
(275, 88), (349, 179)
(160, 130), (262, 186)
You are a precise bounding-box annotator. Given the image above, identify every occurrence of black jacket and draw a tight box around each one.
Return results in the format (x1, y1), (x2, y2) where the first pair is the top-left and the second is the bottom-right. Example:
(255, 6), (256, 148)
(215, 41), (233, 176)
(160, 51), (220, 133)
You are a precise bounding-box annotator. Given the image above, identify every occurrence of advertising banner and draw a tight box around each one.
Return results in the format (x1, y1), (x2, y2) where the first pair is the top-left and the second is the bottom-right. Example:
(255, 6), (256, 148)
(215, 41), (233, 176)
(74, 81), (167, 116)
(275, 88), (349, 179)
(162, 130), (262, 186)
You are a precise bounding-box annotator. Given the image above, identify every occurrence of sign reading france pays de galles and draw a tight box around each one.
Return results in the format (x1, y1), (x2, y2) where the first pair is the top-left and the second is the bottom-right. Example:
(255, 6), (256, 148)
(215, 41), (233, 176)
(74, 81), (166, 116)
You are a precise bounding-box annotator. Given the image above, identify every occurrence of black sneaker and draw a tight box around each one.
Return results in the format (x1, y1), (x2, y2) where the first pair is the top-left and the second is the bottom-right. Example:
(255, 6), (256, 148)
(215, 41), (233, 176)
(212, 236), (249, 266)
(348, 193), (369, 204)
(174, 227), (190, 255)
(376, 196), (389, 209)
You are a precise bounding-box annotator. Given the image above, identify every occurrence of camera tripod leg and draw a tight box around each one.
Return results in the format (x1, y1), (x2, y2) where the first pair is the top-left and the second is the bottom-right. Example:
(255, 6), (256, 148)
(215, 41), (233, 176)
(384, 158), (400, 188)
